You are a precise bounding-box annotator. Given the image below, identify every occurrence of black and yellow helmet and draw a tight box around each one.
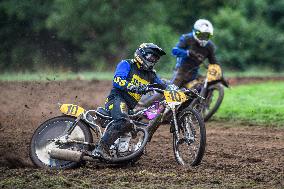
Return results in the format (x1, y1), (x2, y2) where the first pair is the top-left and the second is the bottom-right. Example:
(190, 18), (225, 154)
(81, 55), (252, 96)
(134, 43), (166, 71)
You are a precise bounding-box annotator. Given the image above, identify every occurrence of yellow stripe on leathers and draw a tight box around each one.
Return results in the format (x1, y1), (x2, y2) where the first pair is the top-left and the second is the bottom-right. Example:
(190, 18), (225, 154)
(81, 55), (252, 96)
(128, 74), (150, 101)
(114, 77), (127, 87)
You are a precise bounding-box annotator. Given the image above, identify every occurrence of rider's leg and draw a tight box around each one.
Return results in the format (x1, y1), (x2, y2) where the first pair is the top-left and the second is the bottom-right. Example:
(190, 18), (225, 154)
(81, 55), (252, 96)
(138, 92), (163, 108)
(170, 67), (188, 87)
(96, 96), (132, 157)
(187, 67), (199, 82)
(171, 66), (199, 87)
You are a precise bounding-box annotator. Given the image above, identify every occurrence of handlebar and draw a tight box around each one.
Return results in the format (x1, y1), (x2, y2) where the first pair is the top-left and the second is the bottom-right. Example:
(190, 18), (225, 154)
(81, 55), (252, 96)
(146, 87), (205, 100)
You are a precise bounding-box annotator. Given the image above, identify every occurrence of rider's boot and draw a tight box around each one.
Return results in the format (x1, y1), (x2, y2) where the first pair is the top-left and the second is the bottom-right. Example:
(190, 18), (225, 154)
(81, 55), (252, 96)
(93, 141), (111, 159)
(124, 120), (137, 138)
(92, 129), (120, 159)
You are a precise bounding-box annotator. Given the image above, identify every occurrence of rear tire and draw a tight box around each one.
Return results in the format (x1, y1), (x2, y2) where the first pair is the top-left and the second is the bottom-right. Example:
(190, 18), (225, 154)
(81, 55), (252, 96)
(30, 116), (93, 169)
(173, 107), (206, 166)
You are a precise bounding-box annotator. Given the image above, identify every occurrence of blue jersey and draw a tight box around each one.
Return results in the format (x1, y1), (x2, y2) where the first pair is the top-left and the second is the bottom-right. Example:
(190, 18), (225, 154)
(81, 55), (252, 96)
(172, 32), (218, 70)
(107, 59), (165, 109)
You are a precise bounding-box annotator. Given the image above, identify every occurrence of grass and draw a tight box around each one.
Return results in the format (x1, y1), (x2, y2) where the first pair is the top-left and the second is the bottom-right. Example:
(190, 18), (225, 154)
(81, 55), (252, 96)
(214, 82), (284, 126)
(1, 68), (284, 81)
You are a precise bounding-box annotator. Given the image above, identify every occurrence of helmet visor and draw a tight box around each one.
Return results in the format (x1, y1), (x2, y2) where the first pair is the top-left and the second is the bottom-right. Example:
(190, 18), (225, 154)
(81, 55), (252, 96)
(196, 31), (212, 41)
(145, 53), (160, 63)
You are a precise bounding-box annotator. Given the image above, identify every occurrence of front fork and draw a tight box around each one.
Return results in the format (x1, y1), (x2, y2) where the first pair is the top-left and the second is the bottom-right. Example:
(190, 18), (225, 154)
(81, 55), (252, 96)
(172, 107), (180, 141)
(190, 80), (207, 113)
(171, 107), (195, 143)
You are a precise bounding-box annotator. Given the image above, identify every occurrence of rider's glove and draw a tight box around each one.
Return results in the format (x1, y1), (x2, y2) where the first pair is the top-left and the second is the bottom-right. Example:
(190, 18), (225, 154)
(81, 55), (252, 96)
(127, 84), (148, 95)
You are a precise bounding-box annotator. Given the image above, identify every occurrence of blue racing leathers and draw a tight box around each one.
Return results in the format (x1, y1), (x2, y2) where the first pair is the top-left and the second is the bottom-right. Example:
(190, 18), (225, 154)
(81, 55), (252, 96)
(107, 59), (166, 110)
(101, 59), (166, 148)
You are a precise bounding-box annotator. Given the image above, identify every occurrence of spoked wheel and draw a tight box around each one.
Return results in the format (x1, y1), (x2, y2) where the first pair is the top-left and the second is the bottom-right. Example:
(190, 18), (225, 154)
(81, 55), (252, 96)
(173, 107), (206, 166)
(30, 116), (93, 169)
(203, 84), (224, 121)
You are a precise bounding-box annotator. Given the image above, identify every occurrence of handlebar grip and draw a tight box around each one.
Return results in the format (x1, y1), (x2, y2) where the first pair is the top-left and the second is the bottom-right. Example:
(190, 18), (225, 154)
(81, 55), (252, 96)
(146, 87), (163, 93)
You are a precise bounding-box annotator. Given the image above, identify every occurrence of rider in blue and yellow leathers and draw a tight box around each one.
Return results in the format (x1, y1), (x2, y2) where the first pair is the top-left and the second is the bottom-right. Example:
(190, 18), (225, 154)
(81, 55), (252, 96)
(94, 43), (166, 157)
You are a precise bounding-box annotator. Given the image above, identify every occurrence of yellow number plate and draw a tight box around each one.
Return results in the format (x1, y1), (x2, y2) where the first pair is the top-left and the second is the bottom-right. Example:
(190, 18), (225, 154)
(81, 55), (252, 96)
(164, 90), (187, 103)
(60, 104), (85, 117)
(207, 64), (222, 82)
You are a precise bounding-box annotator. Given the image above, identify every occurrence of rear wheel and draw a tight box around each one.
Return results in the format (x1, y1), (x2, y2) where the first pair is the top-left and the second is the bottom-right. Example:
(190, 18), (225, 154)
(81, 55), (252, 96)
(30, 116), (93, 169)
(173, 107), (206, 166)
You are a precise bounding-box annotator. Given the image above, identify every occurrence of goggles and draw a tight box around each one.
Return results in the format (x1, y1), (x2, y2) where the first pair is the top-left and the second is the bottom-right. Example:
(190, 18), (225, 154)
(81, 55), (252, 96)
(145, 52), (160, 63)
(195, 31), (213, 41)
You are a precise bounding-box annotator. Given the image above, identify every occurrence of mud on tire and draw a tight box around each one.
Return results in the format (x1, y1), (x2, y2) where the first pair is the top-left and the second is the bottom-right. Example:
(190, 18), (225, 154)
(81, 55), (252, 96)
(173, 107), (206, 166)
(203, 84), (224, 122)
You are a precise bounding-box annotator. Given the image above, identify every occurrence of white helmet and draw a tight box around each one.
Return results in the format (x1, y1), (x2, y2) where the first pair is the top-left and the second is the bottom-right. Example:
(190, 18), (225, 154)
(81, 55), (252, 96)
(193, 19), (214, 47)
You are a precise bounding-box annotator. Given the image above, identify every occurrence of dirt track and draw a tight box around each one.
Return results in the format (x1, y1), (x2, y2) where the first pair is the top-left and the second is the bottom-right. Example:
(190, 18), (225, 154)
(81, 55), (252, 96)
(0, 78), (284, 188)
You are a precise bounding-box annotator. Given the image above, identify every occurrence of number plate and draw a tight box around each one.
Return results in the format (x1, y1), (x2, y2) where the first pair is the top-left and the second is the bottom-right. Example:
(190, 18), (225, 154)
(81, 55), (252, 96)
(60, 104), (85, 117)
(207, 64), (222, 82)
(164, 90), (187, 103)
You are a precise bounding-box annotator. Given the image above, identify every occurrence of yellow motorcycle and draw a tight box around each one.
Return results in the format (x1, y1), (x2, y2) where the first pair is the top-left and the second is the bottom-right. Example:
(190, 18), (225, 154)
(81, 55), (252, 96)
(29, 85), (206, 169)
(139, 64), (229, 121)
(186, 64), (229, 121)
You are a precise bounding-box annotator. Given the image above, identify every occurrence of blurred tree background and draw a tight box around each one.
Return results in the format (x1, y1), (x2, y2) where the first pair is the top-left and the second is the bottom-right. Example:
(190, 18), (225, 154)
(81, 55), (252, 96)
(0, 0), (284, 73)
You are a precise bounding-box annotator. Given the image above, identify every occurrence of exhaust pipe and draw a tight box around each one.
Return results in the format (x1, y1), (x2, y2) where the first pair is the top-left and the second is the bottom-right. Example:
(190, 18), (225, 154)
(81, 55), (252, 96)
(49, 148), (98, 162)
(49, 148), (83, 162)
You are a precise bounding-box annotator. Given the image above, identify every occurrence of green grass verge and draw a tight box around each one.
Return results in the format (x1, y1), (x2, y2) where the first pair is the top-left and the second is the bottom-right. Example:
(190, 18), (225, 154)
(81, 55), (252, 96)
(215, 82), (284, 126)
(1, 69), (284, 81)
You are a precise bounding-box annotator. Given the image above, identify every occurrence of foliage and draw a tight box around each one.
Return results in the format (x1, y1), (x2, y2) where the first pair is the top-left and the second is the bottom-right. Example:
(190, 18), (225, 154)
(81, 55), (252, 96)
(213, 4), (284, 71)
(0, 0), (284, 72)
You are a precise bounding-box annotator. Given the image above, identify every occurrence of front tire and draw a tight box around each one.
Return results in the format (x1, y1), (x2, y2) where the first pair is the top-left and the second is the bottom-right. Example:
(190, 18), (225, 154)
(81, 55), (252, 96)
(203, 84), (224, 121)
(30, 116), (93, 169)
(173, 107), (206, 166)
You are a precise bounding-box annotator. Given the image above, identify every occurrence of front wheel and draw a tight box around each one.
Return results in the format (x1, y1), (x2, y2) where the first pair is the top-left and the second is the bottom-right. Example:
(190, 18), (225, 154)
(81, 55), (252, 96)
(203, 84), (224, 122)
(173, 107), (206, 166)
(30, 116), (93, 169)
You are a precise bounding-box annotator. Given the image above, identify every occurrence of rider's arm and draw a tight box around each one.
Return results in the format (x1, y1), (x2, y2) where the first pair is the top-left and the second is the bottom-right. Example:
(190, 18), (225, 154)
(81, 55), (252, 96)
(113, 60), (134, 91)
(172, 34), (190, 58)
(152, 72), (167, 89)
(207, 41), (219, 65)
